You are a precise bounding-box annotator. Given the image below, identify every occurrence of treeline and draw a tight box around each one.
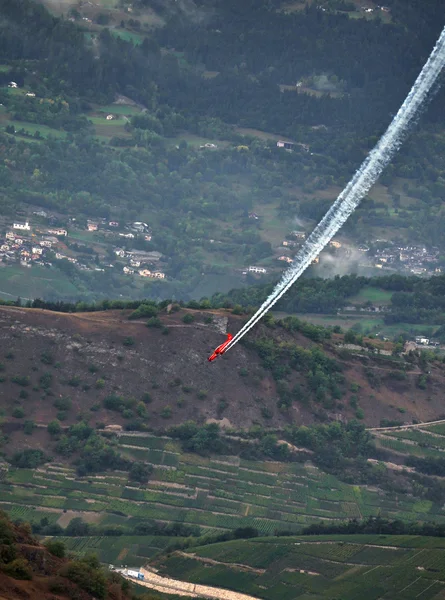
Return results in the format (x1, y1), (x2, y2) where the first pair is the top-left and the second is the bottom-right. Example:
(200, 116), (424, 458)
(299, 515), (445, 537)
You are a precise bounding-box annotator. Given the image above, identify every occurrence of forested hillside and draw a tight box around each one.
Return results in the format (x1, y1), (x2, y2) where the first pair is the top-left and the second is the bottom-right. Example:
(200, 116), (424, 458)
(0, 0), (444, 301)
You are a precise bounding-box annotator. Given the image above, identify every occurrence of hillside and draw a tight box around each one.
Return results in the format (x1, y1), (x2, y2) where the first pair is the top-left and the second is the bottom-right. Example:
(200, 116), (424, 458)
(149, 533), (445, 600)
(0, 304), (444, 434)
(0, 510), (134, 600)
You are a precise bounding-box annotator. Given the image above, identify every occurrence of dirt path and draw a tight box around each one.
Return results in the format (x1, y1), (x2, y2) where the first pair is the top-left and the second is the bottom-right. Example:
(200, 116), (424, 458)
(123, 567), (263, 600)
(176, 551), (265, 575)
(368, 418), (445, 432)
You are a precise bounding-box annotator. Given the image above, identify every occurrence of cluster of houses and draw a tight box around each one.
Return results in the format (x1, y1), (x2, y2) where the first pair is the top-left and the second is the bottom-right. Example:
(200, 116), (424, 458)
(0, 217), (167, 280)
(0, 222), (55, 268)
(360, 243), (442, 275)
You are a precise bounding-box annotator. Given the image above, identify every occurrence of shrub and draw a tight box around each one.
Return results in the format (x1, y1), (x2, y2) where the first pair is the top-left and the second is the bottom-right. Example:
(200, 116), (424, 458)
(161, 406), (172, 419)
(5, 352), (14, 360)
(59, 557), (107, 599)
(88, 364), (99, 373)
(355, 408), (365, 419)
(146, 317), (162, 328)
(47, 420), (62, 436)
(40, 350), (54, 365)
(11, 375), (30, 387)
(197, 390), (207, 400)
(39, 372), (53, 390)
(19, 390), (28, 399)
(142, 392), (152, 404)
(45, 539), (65, 558)
(129, 303), (159, 319)
(95, 379), (105, 389)
(12, 407), (25, 419)
(182, 314), (194, 324)
(3, 558), (32, 580)
(23, 420), (35, 435)
(54, 397), (72, 411)
(67, 376), (81, 387)
(122, 337), (135, 346)
(11, 449), (46, 468)
(129, 462), (153, 483)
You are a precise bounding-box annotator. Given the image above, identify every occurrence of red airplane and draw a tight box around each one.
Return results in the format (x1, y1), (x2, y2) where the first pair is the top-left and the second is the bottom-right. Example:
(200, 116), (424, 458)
(208, 333), (233, 361)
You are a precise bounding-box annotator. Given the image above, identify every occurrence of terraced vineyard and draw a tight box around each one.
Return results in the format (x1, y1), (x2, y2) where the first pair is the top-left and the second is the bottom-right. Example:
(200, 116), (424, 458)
(1, 433), (445, 536)
(58, 534), (184, 568)
(155, 535), (445, 600)
(374, 424), (445, 459)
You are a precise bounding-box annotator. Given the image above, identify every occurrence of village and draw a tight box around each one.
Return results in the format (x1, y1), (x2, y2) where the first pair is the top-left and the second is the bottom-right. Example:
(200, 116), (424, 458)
(0, 215), (167, 281)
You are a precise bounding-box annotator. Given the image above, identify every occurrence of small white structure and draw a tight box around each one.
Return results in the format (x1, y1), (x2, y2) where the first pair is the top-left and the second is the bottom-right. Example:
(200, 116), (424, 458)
(123, 266), (134, 274)
(109, 221), (119, 227)
(106, 114), (114, 120)
(139, 269), (152, 277)
(152, 272), (165, 279)
(415, 336), (430, 345)
(32, 247), (43, 255)
(248, 266), (267, 274)
(5, 232), (15, 240)
(119, 232), (135, 239)
(87, 222), (98, 232)
(40, 240), (52, 248)
(130, 260), (141, 268)
(8, 82), (18, 89)
(13, 222), (30, 231)
(144, 234), (152, 241)
(26, 92), (36, 97)
(114, 249), (125, 258)
(48, 228), (67, 236)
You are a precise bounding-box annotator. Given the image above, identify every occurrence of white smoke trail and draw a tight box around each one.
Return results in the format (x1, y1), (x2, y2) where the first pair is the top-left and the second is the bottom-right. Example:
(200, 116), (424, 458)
(225, 26), (445, 353)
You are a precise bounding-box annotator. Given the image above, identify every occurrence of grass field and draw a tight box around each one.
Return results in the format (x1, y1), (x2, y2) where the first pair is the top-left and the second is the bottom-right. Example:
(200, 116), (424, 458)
(348, 286), (394, 305)
(111, 29), (144, 45)
(0, 265), (78, 299)
(7, 120), (66, 139)
(156, 535), (445, 600)
(97, 104), (141, 116)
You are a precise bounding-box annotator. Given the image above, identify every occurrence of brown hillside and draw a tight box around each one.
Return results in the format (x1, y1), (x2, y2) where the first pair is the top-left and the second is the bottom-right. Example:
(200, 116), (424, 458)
(0, 512), (131, 600)
(0, 305), (443, 452)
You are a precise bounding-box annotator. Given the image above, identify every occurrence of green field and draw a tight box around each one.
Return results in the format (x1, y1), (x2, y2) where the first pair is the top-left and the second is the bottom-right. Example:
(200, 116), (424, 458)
(156, 535), (445, 600)
(7, 120), (66, 139)
(0, 265), (79, 300)
(348, 286), (394, 305)
(97, 104), (141, 116)
(111, 29), (144, 45)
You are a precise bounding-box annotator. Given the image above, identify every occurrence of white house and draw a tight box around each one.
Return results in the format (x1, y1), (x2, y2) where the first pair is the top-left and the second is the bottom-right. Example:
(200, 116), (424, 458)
(55, 253), (66, 260)
(119, 232), (135, 239)
(248, 266), (267, 274)
(5, 232), (15, 241)
(13, 222), (30, 231)
(114, 249), (125, 258)
(48, 228), (67, 236)
(87, 222), (98, 232)
(123, 266), (134, 274)
(106, 115), (114, 120)
(139, 269), (152, 277)
(8, 82), (18, 89)
(26, 92), (36, 98)
(40, 240), (52, 248)
(109, 221), (119, 227)
(144, 234), (152, 242)
(129, 260), (141, 268)
(152, 272), (165, 279)
(14, 238), (23, 246)
(32, 247), (43, 255)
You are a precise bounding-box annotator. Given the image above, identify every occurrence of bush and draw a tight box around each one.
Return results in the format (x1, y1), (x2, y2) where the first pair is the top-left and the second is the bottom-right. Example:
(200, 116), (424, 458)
(39, 372), (53, 390)
(41, 350), (54, 365)
(3, 558), (32, 580)
(161, 406), (172, 419)
(59, 557), (107, 599)
(146, 316), (162, 328)
(12, 407), (25, 419)
(122, 337), (135, 346)
(23, 420), (35, 435)
(48, 420), (62, 436)
(67, 376), (81, 387)
(11, 449), (46, 468)
(19, 390), (28, 399)
(129, 462), (153, 483)
(45, 539), (65, 558)
(54, 397), (72, 411)
(95, 379), (105, 389)
(129, 303), (159, 319)
(182, 314), (194, 324)
(11, 375), (30, 387)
